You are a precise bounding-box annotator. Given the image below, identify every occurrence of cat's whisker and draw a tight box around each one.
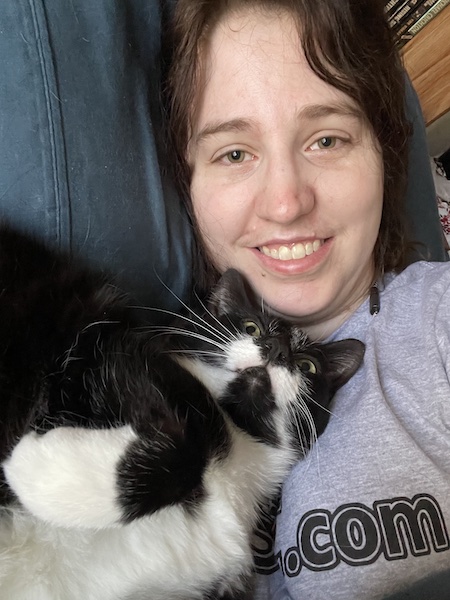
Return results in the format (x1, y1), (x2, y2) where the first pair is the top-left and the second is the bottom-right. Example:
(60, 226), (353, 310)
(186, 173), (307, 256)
(135, 310), (231, 346)
(182, 310), (234, 344)
(148, 327), (228, 352)
(192, 291), (241, 342)
(192, 307), (241, 345)
(260, 297), (266, 315)
(162, 349), (225, 361)
(289, 393), (318, 456)
(81, 320), (121, 332)
(147, 270), (210, 319)
(303, 395), (336, 419)
(296, 412), (313, 457)
(131, 275), (236, 345)
(226, 319), (244, 343)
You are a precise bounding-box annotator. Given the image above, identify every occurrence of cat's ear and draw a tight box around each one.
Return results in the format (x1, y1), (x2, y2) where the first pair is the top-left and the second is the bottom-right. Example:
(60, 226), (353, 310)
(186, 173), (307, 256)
(209, 269), (258, 317)
(323, 339), (365, 394)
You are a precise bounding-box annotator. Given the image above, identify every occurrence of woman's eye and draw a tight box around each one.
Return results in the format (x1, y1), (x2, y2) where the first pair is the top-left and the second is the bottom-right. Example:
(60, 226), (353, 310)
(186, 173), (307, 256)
(296, 358), (318, 375)
(226, 150), (246, 163)
(311, 136), (338, 150)
(243, 321), (261, 337)
(212, 148), (257, 167)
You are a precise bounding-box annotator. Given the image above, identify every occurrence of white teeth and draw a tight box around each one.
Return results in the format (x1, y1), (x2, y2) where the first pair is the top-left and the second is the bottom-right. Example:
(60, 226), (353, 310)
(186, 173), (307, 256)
(292, 244), (306, 259)
(261, 240), (323, 261)
(278, 246), (291, 261)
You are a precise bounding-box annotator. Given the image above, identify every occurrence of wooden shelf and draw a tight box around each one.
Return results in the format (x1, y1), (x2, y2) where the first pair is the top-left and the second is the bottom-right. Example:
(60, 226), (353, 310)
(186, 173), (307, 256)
(401, 4), (450, 125)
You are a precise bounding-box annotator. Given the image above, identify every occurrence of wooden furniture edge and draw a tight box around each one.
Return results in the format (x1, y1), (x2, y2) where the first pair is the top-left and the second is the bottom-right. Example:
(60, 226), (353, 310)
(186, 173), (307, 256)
(401, 4), (450, 126)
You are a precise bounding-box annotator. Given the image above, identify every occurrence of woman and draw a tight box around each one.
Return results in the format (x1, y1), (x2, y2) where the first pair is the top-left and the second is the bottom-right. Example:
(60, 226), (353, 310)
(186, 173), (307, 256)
(168, 1), (450, 598)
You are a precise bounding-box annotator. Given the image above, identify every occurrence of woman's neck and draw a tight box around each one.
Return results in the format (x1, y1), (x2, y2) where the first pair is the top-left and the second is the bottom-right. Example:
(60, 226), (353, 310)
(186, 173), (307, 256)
(282, 286), (372, 341)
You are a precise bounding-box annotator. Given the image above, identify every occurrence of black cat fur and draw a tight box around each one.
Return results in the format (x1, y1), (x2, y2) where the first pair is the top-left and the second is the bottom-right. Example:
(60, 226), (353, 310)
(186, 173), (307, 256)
(0, 223), (364, 599)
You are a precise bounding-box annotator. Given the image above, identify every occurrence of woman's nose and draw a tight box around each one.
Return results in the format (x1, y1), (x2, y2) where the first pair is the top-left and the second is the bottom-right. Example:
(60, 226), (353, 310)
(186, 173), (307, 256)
(254, 156), (315, 224)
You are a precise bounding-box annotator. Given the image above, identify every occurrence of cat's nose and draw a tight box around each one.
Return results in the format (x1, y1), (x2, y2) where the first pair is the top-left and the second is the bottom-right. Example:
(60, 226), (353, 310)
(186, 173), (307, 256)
(265, 338), (290, 363)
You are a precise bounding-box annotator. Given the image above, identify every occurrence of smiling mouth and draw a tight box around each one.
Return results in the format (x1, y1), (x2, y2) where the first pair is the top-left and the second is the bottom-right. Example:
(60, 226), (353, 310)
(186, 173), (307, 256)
(260, 240), (323, 261)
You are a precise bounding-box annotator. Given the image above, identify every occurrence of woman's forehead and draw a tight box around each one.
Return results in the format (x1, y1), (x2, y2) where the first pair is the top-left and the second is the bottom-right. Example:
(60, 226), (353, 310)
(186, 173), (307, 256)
(192, 9), (362, 137)
(203, 8), (301, 70)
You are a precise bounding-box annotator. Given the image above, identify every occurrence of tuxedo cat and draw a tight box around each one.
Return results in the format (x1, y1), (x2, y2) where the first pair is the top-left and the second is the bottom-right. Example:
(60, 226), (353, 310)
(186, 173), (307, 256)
(0, 224), (364, 599)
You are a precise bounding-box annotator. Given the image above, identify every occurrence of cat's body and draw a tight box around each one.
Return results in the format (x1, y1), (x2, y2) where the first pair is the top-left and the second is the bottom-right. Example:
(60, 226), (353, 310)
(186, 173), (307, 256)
(0, 224), (364, 599)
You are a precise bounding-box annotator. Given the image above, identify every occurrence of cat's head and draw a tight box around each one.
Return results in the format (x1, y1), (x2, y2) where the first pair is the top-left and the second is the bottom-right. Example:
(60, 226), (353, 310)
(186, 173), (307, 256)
(172, 269), (365, 455)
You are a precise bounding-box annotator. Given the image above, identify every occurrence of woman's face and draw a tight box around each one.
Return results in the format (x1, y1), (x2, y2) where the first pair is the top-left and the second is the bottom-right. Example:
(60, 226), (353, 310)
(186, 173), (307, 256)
(189, 9), (384, 338)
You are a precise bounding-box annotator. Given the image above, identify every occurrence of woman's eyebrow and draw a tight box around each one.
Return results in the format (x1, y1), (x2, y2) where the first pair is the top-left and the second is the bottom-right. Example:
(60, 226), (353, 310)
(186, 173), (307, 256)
(193, 102), (363, 146)
(194, 118), (256, 145)
(298, 102), (363, 121)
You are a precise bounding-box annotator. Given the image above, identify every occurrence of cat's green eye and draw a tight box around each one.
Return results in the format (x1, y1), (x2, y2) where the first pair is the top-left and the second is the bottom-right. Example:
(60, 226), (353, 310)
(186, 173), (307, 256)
(296, 358), (318, 375)
(243, 321), (261, 338)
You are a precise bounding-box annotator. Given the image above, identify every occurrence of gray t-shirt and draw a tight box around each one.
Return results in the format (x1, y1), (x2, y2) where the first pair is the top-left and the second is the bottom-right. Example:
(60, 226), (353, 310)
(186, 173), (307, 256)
(253, 261), (450, 599)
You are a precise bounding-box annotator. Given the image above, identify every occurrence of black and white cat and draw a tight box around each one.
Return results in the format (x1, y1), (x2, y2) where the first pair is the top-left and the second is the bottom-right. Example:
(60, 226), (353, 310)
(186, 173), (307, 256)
(0, 224), (364, 599)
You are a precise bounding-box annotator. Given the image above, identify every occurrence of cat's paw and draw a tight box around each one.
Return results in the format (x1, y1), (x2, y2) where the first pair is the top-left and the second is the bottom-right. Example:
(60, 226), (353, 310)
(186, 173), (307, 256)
(3, 426), (137, 528)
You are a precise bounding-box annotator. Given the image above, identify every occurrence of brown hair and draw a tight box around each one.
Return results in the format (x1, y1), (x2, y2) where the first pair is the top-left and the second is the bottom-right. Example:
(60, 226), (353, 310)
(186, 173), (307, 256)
(167, 0), (411, 289)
